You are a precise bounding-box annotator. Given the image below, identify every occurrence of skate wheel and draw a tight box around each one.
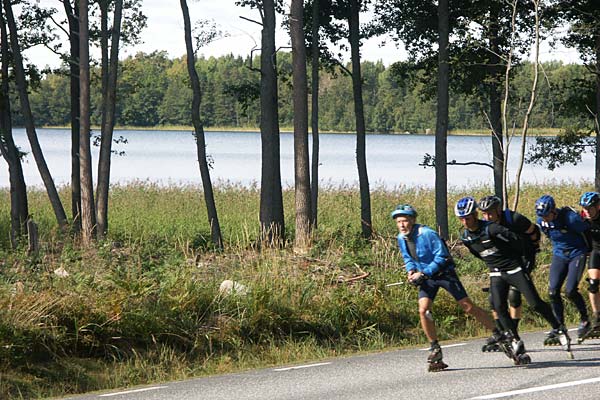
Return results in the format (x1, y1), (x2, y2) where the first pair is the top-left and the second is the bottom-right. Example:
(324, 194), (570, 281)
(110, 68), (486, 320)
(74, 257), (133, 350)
(567, 351), (574, 360)
(518, 354), (531, 365)
(428, 362), (448, 372)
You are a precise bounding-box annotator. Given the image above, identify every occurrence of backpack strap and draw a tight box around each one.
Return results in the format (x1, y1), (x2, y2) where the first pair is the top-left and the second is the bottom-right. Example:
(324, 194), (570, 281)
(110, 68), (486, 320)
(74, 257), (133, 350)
(503, 209), (513, 227)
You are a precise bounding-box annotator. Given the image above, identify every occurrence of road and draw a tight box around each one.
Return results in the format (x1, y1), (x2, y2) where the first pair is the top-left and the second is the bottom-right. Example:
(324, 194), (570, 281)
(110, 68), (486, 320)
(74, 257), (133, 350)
(64, 329), (600, 400)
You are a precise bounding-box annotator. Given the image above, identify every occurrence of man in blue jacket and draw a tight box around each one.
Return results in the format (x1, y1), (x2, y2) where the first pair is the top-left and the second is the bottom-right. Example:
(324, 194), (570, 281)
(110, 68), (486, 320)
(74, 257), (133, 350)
(536, 194), (591, 345)
(391, 204), (497, 372)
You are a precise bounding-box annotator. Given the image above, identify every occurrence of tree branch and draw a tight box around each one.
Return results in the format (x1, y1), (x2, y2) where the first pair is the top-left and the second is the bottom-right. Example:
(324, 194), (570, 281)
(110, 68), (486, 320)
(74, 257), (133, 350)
(239, 15), (262, 26)
(48, 13), (70, 37)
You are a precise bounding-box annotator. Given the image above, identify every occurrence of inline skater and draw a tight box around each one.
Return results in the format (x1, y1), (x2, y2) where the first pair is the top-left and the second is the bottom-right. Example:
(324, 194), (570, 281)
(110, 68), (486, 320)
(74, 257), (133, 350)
(535, 194), (591, 346)
(578, 192), (600, 343)
(391, 204), (498, 372)
(477, 195), (541, 352)
(456, 197), (571, 364)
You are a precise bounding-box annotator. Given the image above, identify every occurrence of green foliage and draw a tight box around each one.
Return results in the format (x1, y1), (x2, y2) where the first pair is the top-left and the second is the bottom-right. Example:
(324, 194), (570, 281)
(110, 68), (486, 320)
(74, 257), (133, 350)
(527, 127), (594, 170)
(21, 53), (596, 134)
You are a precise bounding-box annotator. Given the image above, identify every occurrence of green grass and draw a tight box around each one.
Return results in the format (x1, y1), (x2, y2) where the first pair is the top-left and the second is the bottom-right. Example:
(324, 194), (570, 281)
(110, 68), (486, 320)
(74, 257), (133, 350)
(0, 182), (595, 399)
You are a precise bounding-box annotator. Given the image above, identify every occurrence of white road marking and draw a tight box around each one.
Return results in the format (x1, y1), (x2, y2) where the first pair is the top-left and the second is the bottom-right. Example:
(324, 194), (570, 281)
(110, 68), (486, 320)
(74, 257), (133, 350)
(274, 362), (332, 371)
(98, 386), (168, 397)
(419, 342), (466, 351)
(469, 377), (600, 399)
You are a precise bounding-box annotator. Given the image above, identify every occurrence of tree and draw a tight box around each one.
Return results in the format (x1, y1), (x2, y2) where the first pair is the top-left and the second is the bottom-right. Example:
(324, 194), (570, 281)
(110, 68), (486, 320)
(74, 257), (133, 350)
(179, 0), (223, 249)
(2, 0), (68, 230)
(378, 0), (535, 204)
(290, 0), (312, 249)
(309, 0), (320, 228)
(237, 0), (285, 244)
(348, 0), (372, 238)
(260, 0), (285, 244)
(79, 0), (96, 244)
(0, 5), (28, 246)
(320, 0), (373, 238)
(556, 0), (600, 190)
(60, 0), (82, 231)
(511, 0), (541, 210)
(95, 0), (124, 238)
(435, 0), (449, 238)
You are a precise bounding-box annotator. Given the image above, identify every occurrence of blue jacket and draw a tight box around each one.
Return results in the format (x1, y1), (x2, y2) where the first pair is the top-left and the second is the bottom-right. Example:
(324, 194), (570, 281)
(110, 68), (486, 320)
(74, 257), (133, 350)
(537, 207), (590, 260)
(397, 224), (454, 277)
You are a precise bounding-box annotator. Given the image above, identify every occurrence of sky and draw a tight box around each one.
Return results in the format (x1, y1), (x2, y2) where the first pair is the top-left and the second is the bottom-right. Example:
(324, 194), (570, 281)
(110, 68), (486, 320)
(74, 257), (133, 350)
(27, 0), (581, 70)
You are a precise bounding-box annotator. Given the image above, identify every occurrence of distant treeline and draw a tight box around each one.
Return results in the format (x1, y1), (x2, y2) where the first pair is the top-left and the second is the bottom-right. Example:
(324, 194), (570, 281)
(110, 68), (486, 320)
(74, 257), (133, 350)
(21, 51), (594, 133)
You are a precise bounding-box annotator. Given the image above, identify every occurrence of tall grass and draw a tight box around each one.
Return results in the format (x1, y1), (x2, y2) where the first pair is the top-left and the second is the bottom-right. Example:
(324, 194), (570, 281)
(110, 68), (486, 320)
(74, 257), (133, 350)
(0, 181), (594, 398)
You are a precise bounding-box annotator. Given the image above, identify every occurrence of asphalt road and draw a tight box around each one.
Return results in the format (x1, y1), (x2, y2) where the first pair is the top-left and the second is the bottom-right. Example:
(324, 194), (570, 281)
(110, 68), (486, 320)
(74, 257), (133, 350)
(63, 329), (600, 400)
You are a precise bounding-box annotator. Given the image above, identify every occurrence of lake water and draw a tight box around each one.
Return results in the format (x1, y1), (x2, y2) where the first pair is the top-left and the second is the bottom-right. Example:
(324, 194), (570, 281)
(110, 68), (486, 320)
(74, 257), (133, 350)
(0, 128), (593, 190)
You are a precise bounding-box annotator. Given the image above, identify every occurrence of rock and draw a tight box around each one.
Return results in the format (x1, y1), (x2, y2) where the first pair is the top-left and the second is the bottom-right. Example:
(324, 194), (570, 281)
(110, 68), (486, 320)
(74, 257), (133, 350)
(219, 280), (248, 296)
(54, 267), (69, 277)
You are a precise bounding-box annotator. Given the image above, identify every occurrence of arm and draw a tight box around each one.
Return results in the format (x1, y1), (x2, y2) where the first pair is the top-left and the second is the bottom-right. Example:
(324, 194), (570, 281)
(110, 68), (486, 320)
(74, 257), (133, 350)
(465, 244), (482, 260)
(419, 230), (449, 277)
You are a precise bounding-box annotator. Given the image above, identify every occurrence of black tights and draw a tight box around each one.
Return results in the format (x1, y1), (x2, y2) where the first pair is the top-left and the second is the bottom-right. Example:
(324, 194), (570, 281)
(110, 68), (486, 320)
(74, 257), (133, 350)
(490, 270), (560, 339)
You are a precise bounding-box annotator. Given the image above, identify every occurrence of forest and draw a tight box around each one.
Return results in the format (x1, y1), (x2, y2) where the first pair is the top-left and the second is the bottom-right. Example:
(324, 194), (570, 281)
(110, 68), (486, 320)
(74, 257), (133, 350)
(23, 53), (595, 133)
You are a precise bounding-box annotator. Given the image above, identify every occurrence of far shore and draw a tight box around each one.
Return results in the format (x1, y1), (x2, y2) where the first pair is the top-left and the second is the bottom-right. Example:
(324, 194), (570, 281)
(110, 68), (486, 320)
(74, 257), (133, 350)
(29, 125), (570, 136)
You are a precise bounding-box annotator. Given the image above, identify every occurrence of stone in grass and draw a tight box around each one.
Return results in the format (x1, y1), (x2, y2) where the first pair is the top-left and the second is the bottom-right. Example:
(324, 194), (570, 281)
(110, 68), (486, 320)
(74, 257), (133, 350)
(54, 266), (70, 277)
(219, 280), (248, 296)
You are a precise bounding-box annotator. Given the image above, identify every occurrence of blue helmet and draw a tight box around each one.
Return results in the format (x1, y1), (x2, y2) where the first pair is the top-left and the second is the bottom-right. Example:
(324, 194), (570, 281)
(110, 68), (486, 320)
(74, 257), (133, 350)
(579, 192), (600, 208)
(391, 204), (417, 219)
(535, 194), (555, 217)
(454, 196), (477, 217)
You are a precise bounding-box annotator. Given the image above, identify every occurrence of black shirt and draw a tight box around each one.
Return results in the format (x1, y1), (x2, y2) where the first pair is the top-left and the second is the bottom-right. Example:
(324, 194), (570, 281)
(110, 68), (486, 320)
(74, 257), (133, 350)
(587, 216), (600, 252)
(461, 220), (525, 272)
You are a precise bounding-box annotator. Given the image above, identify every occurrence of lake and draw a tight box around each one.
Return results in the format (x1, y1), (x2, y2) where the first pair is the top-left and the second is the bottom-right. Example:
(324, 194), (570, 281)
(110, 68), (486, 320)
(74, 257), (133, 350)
(0, 128), (593, 190)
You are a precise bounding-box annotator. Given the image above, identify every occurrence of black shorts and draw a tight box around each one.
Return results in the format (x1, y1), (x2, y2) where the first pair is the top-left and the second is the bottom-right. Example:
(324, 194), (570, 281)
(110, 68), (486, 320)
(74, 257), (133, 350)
(418, 270), (469, 301)
(589, 250), (600, 270)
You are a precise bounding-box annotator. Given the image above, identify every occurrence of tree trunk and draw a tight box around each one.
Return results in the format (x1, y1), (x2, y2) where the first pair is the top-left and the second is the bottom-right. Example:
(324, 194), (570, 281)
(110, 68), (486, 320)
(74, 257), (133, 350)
(291, 0), (312, 250)
(79, 0), (96, 244)
(435, 0), (449, 239)
(310, 0), (320, 229)
(259, 0), (285, 245)
(489, 7), (504, 200)
(512, 0), (540, 211)
(0, 7), (28, 247)
(179, 0), (223, 249)
(348, 0), (372, 239)
(63, 0), (81, 232)
(99, 0), (109, 127)
(595, 33), (600, 192)
(96, 0), (123, 237)
(2, 0), (67, 230)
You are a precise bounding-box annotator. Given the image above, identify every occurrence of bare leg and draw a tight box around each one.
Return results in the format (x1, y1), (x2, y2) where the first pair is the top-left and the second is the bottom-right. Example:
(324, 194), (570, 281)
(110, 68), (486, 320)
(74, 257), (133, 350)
(418, 297), (437, 342)
(510, 306), (522, 319)
(458, 297), (495, 331)
(589, 269), (600, 314)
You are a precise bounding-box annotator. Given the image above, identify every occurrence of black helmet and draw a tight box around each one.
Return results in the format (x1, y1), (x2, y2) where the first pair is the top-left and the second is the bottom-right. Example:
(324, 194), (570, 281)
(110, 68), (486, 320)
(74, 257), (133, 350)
(478, 195), (502, 212)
